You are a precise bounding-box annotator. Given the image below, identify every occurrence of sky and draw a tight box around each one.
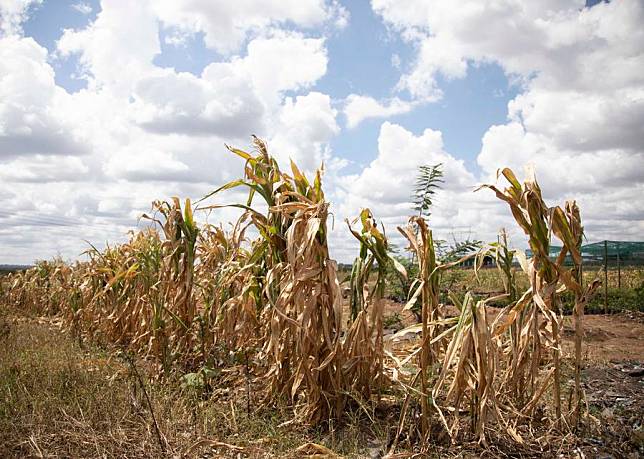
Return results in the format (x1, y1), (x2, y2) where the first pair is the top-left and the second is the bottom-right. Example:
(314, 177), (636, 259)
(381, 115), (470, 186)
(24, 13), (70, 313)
(0, 0), (643, 264)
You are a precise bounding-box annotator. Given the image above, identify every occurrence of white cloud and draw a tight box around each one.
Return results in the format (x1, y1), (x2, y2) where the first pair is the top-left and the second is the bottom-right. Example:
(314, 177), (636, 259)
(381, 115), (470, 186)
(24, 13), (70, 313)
(151, 0), (345, 54)
(240, 32), (328, 103)
(508, 87), (644, 153)
(132, 68), (265, 138)
(57, 0), (161, 95)
(125, 31), (327, 138)
(162, 27), (191, 47)
(391, 53), (401, 69)
(0, 155), (89, 182)
(344, 95), (416, 128)
(70, 2), (91, 15)
(335, 122), (474, 214)
(0, 35), (89, 158)
(0, 0), (41, 36)
(374, 0), (644, 100)
(269, 91), (340, 172)
(104, 147), (190, 182)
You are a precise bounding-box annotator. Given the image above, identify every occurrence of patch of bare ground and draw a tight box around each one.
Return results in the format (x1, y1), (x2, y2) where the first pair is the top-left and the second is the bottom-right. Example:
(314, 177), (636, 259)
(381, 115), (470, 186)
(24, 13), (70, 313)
(561, 311), (644, 458)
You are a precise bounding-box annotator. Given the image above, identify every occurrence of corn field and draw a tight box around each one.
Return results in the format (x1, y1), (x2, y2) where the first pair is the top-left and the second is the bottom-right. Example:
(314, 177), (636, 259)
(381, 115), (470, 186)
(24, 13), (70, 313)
(0, 139), (602, 452)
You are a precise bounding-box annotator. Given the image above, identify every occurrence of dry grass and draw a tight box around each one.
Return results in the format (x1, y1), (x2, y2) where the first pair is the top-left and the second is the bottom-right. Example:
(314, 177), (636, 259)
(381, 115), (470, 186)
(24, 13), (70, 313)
(0, 310), (381, 458)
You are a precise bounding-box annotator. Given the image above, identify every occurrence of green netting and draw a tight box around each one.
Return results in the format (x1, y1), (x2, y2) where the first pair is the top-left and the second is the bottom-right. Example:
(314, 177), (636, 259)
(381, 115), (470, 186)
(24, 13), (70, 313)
(526, 240), (644, 265)
(581, 241), (644, 260)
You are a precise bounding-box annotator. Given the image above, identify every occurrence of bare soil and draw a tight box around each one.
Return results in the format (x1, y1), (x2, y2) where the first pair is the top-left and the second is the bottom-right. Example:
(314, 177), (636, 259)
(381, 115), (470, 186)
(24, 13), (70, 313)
(380, 303), (644, 458)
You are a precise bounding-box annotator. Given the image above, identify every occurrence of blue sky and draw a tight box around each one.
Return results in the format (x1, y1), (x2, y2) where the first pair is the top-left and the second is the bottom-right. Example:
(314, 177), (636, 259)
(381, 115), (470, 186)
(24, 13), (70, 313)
(23, 0), (98, 91)
(1, 0), (642, 264)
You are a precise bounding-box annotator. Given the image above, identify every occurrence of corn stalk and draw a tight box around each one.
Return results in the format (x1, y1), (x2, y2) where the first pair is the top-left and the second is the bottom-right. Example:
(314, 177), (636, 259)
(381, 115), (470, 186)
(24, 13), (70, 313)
(397, 216), (474, 440)
(200, 137), (344, 423)
(344, 209), (405, 398)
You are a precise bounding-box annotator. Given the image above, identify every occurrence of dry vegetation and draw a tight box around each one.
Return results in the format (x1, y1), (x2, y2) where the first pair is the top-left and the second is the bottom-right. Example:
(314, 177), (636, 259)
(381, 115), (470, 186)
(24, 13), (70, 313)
(1, 138), (643, 458)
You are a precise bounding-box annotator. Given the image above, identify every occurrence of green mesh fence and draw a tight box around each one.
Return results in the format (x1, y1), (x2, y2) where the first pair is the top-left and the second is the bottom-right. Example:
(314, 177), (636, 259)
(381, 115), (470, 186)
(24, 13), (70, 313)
(526, 240), (644, 266)
(524, 241), (644, 313)
(581, 241), (644, 265)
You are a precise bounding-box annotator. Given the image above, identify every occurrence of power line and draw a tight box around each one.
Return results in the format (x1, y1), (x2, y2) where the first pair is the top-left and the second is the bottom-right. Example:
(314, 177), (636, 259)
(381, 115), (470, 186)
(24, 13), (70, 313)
(0, 210), (134, 229)
(0, 210), (154, 233)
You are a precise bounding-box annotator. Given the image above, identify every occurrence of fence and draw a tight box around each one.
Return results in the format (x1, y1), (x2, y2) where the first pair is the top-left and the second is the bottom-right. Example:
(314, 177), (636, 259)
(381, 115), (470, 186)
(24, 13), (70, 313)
(527, 240), (644, 313)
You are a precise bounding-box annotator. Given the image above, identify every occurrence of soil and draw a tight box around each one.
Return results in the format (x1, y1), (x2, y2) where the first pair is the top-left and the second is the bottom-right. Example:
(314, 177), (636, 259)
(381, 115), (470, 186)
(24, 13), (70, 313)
(562, 312), (644, 363)
(381, 303), (644, 457)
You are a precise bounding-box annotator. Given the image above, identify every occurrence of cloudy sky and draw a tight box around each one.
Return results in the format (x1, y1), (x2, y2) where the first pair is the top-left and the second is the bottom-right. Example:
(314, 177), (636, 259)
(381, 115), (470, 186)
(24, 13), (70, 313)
(0, 0), (643, 264)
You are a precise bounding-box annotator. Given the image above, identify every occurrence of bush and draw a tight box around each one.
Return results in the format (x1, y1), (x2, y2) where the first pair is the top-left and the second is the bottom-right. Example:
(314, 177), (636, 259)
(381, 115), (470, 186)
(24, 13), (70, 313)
(559, 282), (644, 314)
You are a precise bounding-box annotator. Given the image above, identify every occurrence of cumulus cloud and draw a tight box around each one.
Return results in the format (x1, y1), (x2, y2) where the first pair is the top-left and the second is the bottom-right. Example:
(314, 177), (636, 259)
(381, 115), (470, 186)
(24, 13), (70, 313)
(132, 30), (328, 138)
(57, 0), (161, 94)
(344, 94), (417, 128)
(0, 0), (41, 36)
(0, 155), (89, 182)
(369, 0), (644, 243)
(0, 35), (89, 158)
(334, 122), (474, 215)
(70, 2), (91, 15)
(132, 69), (265, 138)
(239, 32), (328, 103)
(151, 0), (346, 53)
(269, 91), (340, 172)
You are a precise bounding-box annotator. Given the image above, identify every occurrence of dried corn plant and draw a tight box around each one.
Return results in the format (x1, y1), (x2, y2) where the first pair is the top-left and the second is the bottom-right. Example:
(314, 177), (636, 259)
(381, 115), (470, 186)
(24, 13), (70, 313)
(396, 216), (474, 440)
(431, 292), (507, 445)
(195, 217), (257, 361)
(477, 167), (564, 425)
(8, 259), (69, 316)
(143, 198), (199, 368)
(55, 262), (84, 343)
(475, 229), (527, 400)
(479, 167), (596, 429)
(476, 229), (517, 302)
(397, 217), (441, 439)
(344, 209), (405, 399)
(200, 137), (344, 423)
(551, 201), (601, 427)
(79, 233), (158, 354)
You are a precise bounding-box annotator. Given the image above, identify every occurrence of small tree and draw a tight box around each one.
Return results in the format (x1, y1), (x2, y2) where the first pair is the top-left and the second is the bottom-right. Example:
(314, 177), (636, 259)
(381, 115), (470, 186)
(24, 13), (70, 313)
(413, 163), (444, 219)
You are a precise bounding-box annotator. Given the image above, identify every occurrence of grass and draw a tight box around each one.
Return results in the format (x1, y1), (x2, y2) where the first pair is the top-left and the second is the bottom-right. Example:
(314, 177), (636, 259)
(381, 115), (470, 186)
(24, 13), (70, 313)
(0, 313), (168, 457)
(396, 266), (644, 314)
(0, 309), (385, 458)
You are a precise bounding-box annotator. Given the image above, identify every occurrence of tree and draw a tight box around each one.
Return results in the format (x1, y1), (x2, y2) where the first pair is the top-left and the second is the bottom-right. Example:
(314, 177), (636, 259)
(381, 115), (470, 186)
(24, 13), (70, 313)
(412, 163), (444, 219)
